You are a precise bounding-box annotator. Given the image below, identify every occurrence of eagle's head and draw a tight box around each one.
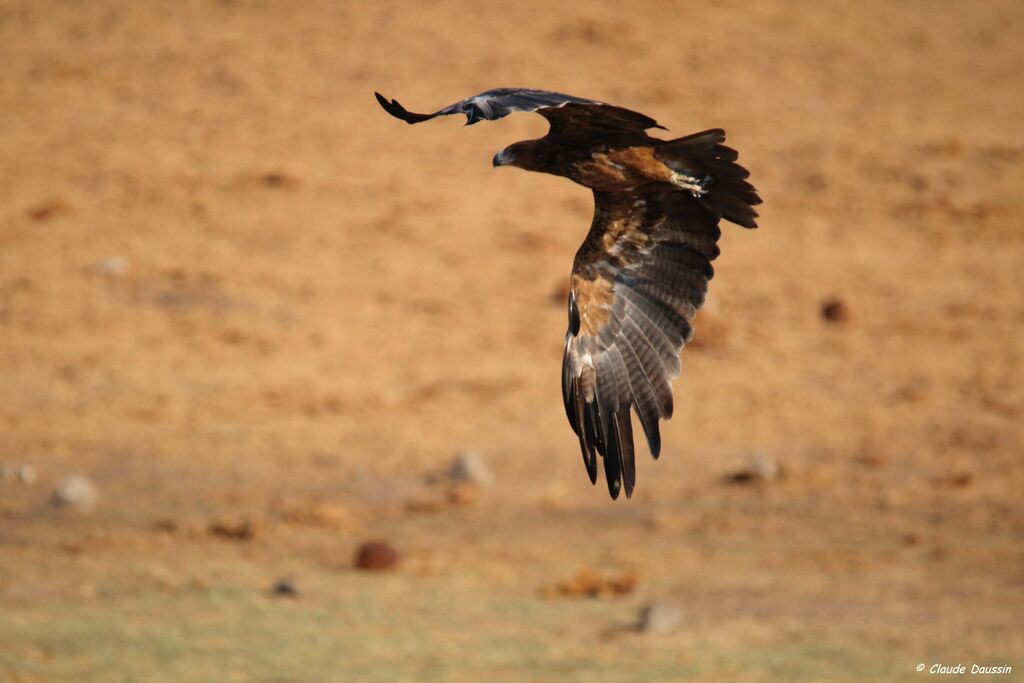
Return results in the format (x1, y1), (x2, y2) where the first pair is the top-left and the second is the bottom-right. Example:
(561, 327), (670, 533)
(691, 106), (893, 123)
(492, 140), (545, 171)
(492, 148), (515, 168)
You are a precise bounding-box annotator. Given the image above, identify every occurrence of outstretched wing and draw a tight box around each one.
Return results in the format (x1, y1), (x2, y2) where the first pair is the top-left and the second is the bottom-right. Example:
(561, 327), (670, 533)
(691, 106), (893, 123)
(562, 133), (760, 499)
(375, 88), (663, 137)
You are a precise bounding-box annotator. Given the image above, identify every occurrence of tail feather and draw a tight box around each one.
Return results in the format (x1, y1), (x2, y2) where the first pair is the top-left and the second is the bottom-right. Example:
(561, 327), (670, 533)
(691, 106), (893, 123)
(655, 129), (762, 229)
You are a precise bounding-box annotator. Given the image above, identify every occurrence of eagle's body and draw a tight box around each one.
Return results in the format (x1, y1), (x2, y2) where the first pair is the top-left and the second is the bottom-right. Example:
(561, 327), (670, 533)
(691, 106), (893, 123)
(505, 139), (700, 194)
(376, 88), (761, 500)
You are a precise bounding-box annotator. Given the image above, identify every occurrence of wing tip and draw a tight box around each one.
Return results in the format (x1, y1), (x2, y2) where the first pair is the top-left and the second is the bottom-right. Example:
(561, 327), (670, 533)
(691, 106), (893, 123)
(643, 418), (662, 461)
(737, 214), (759, 229)
(374, 91), (433, 124)
(618, 411), (636, 499)
(580, 436), (599, 485)
(607, 475), (621, 500)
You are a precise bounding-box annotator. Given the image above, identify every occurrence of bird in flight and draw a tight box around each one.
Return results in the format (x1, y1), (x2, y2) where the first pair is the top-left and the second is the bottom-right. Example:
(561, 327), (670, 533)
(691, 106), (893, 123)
(376, 88), (761, 500)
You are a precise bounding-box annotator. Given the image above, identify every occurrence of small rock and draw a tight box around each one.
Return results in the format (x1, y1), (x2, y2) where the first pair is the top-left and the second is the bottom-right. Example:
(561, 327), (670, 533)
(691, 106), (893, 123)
(16, 465), (37, 485)
(272, 577), (299, 598)
(88, 256), (127, 276)
(444, 451), (493, 486)
(260, 171), (297, 188)
(637, 601), (684, 634)
(151, 518), (178, 533)
(1, 464), (37, 484)
(934, 471), (973, 488)
(854, 454), (886, 468)
(50, 475), (99, 511)
(544, 568), (638, 599)
(747, 453), (780, 479)
(354, 540), (399, 571)
(900, 532), (921, 547)
(208, 518), (259, 541)
(724, 453), (781, 484)
(27, 198), (70, 221)
(802, 172), (828, 191)
(820, 297), (849, 323)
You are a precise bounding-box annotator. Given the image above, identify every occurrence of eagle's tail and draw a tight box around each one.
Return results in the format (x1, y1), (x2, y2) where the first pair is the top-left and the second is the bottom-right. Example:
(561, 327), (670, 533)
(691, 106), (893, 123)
(655, 129), (762, 229)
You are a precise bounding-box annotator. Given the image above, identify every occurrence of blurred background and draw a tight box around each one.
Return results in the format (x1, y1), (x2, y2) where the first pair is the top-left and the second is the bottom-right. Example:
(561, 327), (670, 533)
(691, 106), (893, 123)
(1, 1), (1022, 681)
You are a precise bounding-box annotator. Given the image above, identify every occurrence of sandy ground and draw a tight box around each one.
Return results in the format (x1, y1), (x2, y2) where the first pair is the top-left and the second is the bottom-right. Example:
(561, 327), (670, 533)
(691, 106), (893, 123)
(1, 1), (1023, 681)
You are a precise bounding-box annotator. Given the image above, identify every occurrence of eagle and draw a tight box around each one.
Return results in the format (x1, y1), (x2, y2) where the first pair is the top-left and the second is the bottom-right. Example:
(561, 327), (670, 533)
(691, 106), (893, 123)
(376, 88), (761, 500)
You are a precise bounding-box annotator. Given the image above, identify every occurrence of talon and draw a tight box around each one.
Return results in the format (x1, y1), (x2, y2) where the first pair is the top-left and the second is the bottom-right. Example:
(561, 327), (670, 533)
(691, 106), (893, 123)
(697, 174), (713, 197)
(689, 175), (713, 198)
(671, 171), (713, 197)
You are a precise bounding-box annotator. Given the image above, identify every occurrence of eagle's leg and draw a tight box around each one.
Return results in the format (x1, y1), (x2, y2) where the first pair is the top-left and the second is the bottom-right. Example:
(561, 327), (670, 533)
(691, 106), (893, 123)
(670, 172), (713, 198)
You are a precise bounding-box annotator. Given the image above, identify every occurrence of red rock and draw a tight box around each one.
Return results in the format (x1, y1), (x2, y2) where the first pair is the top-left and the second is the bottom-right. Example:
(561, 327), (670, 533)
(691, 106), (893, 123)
(355, 541), (399, 571)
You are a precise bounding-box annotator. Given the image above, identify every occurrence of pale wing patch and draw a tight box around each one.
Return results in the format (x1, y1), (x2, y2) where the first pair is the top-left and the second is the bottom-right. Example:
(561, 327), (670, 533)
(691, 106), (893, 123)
(570, 274), (614, 335)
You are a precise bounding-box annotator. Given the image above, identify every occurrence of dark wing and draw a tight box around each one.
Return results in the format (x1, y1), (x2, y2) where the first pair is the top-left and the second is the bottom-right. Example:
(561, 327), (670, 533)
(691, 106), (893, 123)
(562, 132), (760, 499)
(537, 102), (664, 141)
(375, 88), (664, 136)
(376, 88), (599, 124)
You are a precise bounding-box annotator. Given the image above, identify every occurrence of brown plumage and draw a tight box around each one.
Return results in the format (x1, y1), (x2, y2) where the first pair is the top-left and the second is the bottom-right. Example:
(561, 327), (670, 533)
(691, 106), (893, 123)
(376, 88), (761, 499)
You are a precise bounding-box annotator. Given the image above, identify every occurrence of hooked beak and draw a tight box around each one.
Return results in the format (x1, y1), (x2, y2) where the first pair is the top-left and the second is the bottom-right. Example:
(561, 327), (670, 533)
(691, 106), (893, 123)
(492, 149), (514, 167)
